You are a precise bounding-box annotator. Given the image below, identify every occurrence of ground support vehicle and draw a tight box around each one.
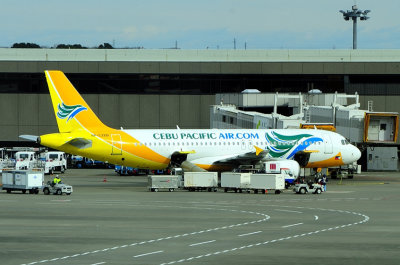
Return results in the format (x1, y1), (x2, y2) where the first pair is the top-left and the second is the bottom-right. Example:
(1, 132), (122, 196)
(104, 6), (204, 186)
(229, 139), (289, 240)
(43, 151), (67, 174)
(148, 175), (179, 192)
(0, 159), (15, 173)
(184, 172), (218, 192)
(15, 151), (39, 170)
(115, 165), (135, 175)
(71, 155), (110, 168)
(43, 181), (73, 195)
(221, 172), (251, 193)
(115, 165), (147, 176)
(2, 169), (43, 194)
(293, 183), (323, 194)
(329, 166), (355, 179)
(248, 173), (285, 194)
(262, 161), (300, 188)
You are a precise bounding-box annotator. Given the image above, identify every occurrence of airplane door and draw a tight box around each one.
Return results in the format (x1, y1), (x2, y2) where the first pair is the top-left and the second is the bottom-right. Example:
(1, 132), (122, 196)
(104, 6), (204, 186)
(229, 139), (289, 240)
(323, 134), (333, 154)
(111, 134), (122, 155)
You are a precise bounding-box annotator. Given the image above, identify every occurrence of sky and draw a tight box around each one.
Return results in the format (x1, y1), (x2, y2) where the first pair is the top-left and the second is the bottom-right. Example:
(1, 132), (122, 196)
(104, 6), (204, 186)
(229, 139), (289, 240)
(1, 0), (399, 49)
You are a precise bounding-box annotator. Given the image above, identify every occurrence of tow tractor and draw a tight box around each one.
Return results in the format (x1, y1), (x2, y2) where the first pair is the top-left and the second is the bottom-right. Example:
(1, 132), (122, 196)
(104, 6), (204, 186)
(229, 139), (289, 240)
(293, 182), (323, 194)
(43, 181), (73, 195)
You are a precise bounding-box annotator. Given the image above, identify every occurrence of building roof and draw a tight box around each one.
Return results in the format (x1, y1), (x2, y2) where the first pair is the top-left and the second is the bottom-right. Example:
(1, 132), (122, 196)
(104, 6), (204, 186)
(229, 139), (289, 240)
(1, 48), (400, 62)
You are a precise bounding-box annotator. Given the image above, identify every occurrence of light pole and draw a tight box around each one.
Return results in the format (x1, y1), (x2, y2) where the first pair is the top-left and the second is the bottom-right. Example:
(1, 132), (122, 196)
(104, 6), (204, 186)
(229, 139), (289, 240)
(339, 5), (370, 49)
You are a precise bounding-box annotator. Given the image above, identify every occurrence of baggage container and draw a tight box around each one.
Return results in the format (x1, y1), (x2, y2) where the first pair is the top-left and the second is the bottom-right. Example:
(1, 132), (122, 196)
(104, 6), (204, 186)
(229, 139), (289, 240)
(184, 172), (218, 192)
(249, 173), (285, 194)
(2, 169), (44, 194)
(221, 172), (251, 193)
(148, 175), (179, 192)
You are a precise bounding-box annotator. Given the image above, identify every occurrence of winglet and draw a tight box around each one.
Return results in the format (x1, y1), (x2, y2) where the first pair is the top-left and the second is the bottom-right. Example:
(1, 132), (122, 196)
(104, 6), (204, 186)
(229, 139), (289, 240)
(254, 145), (264, 156)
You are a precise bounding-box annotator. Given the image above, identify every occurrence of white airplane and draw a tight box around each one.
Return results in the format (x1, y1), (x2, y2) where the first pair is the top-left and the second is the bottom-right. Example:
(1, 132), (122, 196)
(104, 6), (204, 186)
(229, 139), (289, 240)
(20, 71), (361, 172)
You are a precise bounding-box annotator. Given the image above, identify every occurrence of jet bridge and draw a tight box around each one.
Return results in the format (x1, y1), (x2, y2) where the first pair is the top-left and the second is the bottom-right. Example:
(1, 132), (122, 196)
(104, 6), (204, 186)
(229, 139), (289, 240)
(363, 113), (399, 143)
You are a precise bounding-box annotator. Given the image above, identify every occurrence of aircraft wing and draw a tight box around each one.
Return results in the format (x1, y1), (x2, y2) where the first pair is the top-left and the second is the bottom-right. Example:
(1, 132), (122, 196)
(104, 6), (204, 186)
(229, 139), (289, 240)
(213, 145), (269, 165)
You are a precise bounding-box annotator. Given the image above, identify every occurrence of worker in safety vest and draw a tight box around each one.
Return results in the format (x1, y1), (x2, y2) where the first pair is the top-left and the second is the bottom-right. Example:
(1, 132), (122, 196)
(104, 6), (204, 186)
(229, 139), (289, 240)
(53, 175), (61, 185)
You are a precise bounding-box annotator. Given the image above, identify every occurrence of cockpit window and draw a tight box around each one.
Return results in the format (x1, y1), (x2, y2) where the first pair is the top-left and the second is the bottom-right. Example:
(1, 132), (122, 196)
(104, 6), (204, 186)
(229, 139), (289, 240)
(341, 139), (350, 145)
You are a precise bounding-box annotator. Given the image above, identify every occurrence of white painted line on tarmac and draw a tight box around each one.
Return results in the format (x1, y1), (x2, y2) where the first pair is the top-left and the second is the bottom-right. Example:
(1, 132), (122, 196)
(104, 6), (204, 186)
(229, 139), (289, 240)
(133, 250), (164, 258)
(282, 223), (303, 228)
(238, 231), (262, 237)
(275, 209), (303, 214)
(20, 207), (270, 265)
(189, 240), (216, 247)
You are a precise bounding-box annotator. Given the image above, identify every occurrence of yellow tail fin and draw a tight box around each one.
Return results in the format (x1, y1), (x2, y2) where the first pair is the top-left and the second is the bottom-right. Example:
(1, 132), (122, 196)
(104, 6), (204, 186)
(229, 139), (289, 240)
(45, 70), (107, 133)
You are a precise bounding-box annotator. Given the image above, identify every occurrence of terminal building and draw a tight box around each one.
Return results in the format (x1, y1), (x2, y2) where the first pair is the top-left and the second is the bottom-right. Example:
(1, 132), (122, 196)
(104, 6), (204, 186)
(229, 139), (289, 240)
(0, 48), (399, 170)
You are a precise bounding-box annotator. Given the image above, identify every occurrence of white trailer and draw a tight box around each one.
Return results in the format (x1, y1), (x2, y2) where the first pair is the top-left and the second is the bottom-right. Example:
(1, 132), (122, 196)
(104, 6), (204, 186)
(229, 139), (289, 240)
(2, 169), (44, 194)
(184, 172), (218, 192)
(249, 173), (285, 194)
(148, 175), (179, 192)
(221, 172), (251, 193)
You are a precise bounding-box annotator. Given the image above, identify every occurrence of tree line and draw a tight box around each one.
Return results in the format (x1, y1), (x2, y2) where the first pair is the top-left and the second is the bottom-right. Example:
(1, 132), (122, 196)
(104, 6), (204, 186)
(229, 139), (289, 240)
(11, 42), (114, 49)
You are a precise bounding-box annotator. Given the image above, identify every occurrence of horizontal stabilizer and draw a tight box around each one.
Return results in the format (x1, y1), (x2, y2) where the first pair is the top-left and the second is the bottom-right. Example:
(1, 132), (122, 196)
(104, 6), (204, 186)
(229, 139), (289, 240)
(19, 135), (38, 142)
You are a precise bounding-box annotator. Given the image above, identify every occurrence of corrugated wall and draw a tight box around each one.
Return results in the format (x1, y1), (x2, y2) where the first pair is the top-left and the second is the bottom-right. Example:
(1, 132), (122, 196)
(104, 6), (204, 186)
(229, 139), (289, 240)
(0, 94), (215, 142)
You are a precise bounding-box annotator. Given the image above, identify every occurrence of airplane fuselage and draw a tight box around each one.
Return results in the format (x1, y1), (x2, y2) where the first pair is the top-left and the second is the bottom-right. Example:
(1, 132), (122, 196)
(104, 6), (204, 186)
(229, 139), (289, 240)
(40, 128), (361, 171)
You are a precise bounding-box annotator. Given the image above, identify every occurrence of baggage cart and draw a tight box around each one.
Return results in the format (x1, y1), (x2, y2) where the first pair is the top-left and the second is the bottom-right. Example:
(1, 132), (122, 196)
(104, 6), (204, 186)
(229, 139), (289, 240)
(2, 169), (44, 194)
(249, 173), (285, 194)
(184, 172), (218, 192)
(148, 175), (179, 192)
(221, 172), (251, 193)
